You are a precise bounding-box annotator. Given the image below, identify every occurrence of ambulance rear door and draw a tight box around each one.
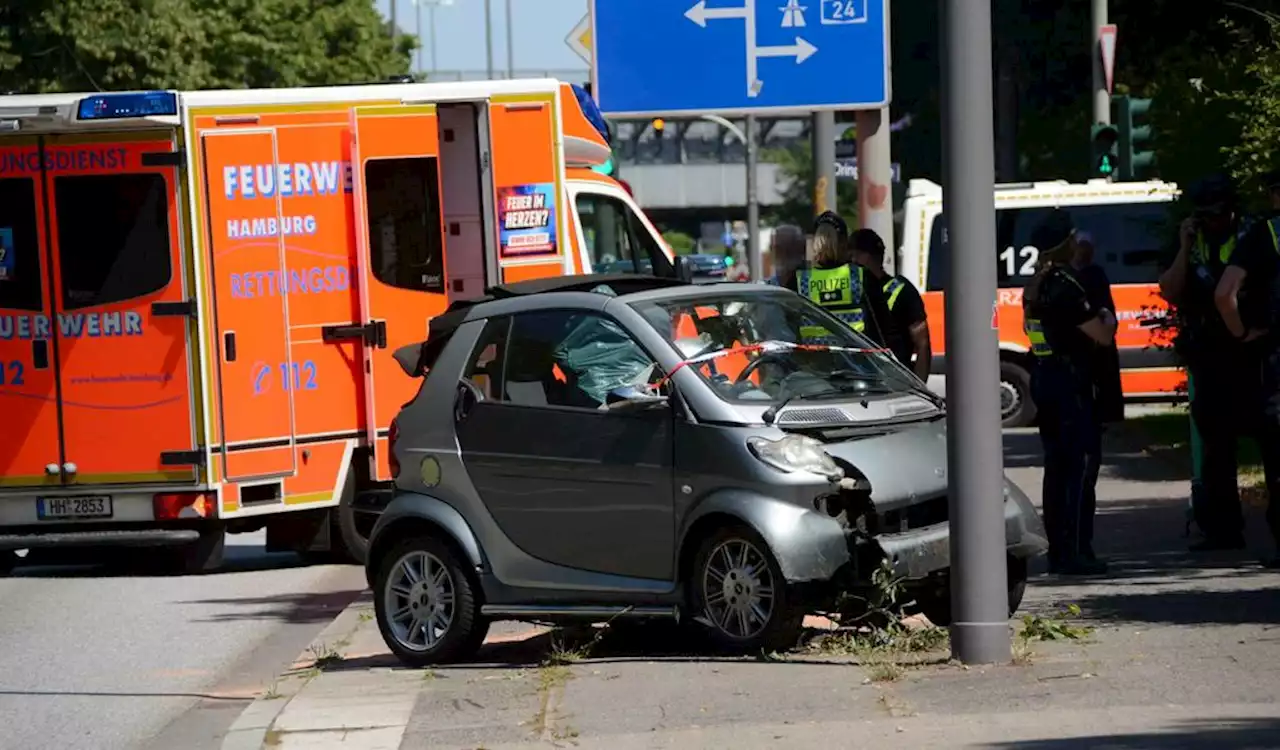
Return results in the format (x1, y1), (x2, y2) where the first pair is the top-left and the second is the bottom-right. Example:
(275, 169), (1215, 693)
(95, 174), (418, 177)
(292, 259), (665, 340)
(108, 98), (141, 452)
(0, 136), (61, 490)
(43, 131), (202, 487)
(347, 104), (449, 480)
(199, 128), (297, 481)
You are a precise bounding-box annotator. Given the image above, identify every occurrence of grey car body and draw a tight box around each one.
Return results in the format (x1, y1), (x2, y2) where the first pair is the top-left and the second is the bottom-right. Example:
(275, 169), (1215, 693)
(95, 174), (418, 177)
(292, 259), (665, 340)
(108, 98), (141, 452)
(366, 274), (1047, 665)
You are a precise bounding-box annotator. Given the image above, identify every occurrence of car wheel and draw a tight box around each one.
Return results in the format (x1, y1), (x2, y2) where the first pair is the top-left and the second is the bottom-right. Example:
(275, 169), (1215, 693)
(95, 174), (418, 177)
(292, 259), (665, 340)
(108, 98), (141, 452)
(919, 554), (1029, 627)
(688, 526), (804, 653)
(1000, 359), (1036, 428)
(374, 536), (487, 667)
(335, 481), (370, 565)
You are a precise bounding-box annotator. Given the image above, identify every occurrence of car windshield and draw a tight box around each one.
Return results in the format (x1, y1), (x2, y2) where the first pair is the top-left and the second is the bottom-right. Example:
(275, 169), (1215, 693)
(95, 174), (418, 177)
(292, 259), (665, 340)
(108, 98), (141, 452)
(629, 290), (914, 405)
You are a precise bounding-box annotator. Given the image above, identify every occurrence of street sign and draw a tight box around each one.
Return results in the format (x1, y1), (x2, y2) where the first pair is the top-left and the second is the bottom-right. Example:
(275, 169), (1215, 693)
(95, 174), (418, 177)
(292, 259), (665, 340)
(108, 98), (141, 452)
(566, 13), (592, 65)
(834, 158), (900, 182)
(1099, 24), (1117, 94)
(589, 0), (889, 117)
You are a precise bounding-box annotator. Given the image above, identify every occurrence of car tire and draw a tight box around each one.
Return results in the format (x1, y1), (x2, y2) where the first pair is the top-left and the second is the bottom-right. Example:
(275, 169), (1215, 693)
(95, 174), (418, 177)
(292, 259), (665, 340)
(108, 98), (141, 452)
(1000, 359), (1036, 428)
(374, 535), (488, 667)
(688, 526), (804, 653)
(918, 554), (1029, 627)
(181, 524), (226, 575)
(334, 479), (370, 566)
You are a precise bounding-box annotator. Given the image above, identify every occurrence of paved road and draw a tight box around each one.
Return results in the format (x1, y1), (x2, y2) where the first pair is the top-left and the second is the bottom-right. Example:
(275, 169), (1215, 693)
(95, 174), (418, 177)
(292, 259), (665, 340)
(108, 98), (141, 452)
(0, 532), (366, 750)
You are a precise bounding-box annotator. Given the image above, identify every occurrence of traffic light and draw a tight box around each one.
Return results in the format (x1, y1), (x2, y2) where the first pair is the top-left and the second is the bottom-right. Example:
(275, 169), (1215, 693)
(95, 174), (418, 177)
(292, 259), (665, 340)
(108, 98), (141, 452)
(1091, 123), (1119, 180)
(1116, 95), (1155, 180)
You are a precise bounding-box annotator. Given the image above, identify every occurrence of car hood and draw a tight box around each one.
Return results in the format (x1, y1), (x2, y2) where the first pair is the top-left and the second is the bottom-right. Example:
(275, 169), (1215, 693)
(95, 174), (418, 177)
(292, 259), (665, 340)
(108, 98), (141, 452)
(821, 418), (952, 510)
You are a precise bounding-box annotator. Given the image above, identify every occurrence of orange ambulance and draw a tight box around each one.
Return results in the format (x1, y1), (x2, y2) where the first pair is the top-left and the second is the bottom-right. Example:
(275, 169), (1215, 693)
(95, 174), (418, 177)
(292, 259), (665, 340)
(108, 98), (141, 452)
(0, 78), (674, 574)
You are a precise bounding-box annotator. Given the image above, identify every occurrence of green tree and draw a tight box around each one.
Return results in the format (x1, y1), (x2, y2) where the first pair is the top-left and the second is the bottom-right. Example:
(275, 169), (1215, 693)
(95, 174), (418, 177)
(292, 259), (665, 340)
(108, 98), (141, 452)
(763, 141), (858, 230)
(0, 0), (414, 94)
(662, 231), (697, 256)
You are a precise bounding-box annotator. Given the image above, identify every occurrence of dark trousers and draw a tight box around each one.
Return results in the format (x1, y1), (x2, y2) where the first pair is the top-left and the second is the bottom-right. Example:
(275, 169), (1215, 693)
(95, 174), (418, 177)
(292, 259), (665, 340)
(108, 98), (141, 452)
(1187, 356), (1253, 542)
(1256, 348), (1280, 546)
(1032, 357), (1102, 564)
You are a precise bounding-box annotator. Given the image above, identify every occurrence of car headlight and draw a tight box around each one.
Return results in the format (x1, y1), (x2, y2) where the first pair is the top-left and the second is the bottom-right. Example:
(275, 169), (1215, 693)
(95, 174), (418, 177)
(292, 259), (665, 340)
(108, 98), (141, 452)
(746, 435), (843, 480)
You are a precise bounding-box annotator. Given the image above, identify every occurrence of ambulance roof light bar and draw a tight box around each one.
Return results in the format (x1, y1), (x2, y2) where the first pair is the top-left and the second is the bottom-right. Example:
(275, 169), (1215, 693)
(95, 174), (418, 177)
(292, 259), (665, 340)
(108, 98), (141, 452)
(570, 83), (611, 146)
(77, 91), (178, 121)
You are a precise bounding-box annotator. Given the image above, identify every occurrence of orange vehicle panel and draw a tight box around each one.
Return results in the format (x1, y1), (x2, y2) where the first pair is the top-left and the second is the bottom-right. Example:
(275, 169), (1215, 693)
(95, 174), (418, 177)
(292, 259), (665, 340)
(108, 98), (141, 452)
(489, 96), (565, 284)
(0, 139), (61, 488)
(924, 283), (1182, 395)
(200, 129), (297, 480)
(43, 136), (199, 485)
(350, 106), (448, 480)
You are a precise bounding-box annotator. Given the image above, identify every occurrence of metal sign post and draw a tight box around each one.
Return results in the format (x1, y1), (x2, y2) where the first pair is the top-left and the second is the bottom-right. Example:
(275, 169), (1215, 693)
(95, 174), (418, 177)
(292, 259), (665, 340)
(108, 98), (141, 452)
(940, 0), (1011, 665)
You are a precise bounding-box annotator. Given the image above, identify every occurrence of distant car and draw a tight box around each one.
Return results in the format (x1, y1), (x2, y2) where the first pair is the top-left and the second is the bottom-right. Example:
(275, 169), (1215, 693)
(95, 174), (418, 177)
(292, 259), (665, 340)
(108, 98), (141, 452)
(684, 253), (728, 279)
(366, 275), (1048, 665)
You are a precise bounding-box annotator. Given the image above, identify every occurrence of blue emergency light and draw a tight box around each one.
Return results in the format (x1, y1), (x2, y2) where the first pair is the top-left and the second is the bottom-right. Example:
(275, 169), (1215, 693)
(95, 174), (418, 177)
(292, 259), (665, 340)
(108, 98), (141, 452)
(77, 91), (178, 121)
(570, 84), (611, 146)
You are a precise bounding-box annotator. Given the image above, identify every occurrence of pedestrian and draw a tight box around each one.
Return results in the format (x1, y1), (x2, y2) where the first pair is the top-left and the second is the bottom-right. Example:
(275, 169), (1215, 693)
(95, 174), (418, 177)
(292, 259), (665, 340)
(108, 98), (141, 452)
(1070, 231), (1125, 425)
(850, 227), (932, 380)
(1023, 209), (1117, 575)
(794, 211), (895, 348)
(1157, 174), (1254, 551)
(1213, 168), (1280, 567)
(765, 224), (807, 288)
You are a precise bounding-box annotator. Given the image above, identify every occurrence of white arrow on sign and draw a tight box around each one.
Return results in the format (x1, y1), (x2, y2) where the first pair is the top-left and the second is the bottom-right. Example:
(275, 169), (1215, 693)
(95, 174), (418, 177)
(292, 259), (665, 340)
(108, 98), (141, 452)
(1099, 24), (1117, 94)
(758, 37), (818, 64)
(684, 0), (750, 26)
(684, 0), (818, 98)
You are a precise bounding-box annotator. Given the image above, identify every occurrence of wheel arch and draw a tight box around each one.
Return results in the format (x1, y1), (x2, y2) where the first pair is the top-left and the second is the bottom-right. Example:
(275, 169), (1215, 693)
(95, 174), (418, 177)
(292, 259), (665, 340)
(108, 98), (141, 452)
(364, 493), (484, 590)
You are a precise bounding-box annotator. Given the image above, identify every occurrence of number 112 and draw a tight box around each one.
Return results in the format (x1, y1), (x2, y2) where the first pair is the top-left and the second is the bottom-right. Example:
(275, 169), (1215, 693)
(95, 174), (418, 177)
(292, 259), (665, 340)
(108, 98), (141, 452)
(280, 361), (317, 391)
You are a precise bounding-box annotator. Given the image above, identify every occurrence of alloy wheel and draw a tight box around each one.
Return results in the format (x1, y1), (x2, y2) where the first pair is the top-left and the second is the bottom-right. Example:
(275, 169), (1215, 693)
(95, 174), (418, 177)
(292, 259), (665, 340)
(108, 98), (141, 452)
(700, 537), (777, 640)
(383, 549), (457, 652)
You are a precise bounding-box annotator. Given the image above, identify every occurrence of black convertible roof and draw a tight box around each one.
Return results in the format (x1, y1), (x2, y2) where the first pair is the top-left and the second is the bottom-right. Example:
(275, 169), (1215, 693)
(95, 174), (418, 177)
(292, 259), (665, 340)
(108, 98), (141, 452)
(426, 274), (690, 339)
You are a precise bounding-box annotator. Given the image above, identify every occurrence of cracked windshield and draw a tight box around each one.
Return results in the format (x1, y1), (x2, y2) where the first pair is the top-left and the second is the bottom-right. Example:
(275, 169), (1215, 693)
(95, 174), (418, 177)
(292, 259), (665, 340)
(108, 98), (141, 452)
(0, 0), (1277, 749)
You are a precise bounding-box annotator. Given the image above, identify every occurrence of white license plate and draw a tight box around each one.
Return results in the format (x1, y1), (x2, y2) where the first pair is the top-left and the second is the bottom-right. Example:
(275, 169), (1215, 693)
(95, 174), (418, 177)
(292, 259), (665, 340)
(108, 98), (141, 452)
(37, 495), (113, 520)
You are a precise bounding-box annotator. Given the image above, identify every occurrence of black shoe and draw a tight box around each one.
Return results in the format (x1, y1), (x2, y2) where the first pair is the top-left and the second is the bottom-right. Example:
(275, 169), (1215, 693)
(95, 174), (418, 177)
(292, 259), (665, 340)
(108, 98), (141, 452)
(1056, 557), (1109, 576)
(1189, 536), (1246, 552)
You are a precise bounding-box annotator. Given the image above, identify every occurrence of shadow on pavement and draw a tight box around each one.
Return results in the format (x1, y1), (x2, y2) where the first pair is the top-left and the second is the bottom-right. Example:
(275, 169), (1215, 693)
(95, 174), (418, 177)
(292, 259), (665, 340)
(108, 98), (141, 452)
(10, 542), (318, 579)
(178, 588), (368, 625)
(979, 718), (1280, 749)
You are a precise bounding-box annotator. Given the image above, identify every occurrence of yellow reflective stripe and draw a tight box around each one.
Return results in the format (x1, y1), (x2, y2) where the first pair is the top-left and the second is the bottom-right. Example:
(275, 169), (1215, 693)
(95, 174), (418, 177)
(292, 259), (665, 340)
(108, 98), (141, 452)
(884, 276), (905, 310)
(1193, 232), (1236, 264)
(1025, 318), (1053, 356)
(1268, 217), (1280, 252)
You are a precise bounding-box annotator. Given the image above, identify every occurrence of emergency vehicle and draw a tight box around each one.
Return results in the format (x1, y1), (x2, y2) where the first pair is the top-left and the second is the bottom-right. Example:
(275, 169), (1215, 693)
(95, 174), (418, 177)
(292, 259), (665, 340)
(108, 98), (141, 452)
(0, 78), (675, 574)
(897, 177), (1181, 428)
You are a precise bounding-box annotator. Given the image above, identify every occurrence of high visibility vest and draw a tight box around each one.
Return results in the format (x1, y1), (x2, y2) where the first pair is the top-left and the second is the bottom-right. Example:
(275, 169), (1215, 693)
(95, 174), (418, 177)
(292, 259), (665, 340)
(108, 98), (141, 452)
(883, 275), (906, 311)
(797, 264), (866, 340)
(1191, 231), (1236, 268)
(1024, 268), (1086, 358)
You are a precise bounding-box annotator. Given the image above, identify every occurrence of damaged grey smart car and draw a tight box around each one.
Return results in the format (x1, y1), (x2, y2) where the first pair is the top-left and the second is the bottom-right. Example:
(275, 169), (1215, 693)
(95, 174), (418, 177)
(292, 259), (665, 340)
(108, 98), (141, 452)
(365, 274), (1048, 666)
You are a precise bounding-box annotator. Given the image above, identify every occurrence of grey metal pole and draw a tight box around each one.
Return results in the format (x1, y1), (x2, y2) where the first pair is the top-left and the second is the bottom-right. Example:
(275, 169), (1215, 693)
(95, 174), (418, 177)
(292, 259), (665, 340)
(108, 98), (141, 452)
(390, 0), (398, 45)
(484, 0), (494, 79)
(429, 5), (438, 73)
(940, 0), (1010, 664)
(505, 0), (515, 79)
(812, 112), (837, 218)
(745, 114), (761, 283)
(856, 107), (895, 272)
(415, 0), (423, 74)
(1091, 0), (1109, 125)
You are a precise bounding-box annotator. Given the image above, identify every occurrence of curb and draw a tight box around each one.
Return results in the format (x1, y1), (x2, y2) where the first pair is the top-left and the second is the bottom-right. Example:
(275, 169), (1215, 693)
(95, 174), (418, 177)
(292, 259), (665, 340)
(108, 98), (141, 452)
(220, 591), (374, 750)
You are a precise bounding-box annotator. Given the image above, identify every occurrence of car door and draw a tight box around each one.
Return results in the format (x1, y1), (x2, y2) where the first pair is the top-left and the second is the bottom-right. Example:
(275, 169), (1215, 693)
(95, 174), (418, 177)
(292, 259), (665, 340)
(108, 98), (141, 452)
(454, 310), (677, 582)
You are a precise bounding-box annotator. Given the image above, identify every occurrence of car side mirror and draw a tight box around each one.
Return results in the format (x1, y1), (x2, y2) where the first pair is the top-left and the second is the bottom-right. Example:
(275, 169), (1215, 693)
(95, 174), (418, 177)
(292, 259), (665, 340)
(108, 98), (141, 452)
(393, 342), (426, 378)
(674, 256), (695, 283)
(600, 387), (670, 413)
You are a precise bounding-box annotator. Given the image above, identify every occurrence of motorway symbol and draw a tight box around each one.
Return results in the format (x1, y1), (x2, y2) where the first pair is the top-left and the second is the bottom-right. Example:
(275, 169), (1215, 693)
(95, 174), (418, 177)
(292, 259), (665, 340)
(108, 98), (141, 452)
(589, 0), (888, 117)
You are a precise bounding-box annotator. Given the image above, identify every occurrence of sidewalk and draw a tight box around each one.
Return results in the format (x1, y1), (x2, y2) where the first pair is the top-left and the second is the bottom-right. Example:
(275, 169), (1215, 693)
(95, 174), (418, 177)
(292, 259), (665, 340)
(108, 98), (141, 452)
(222, 422), (1280, 749)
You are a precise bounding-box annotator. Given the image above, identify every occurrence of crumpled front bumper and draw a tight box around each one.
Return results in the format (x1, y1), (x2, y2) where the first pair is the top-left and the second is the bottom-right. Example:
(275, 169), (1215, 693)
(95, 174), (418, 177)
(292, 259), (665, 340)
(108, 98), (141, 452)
(872, 481), (1048, 580)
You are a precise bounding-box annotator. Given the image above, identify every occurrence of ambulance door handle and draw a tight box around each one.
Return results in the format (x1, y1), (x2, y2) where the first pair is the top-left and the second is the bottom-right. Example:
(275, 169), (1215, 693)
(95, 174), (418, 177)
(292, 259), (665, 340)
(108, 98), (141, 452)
(223, 332), (237, 363)
(322, 320), (387, 349)
(31, 339), (49, 370)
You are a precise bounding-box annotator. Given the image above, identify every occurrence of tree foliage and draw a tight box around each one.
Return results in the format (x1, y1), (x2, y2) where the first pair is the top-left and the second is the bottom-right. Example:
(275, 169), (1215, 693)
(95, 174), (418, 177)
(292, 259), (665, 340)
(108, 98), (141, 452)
(0, 0), (415, 93)
(763, 141), (858, 231)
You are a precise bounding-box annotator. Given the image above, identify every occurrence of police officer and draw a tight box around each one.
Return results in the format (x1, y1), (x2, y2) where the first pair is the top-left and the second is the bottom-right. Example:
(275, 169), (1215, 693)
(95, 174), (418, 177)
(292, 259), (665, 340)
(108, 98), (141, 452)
(850, 228), (932, 379)
(1158, 174), (1253, 551)
(1023, 209), (1117, 575)
(1214, 168), (1280, 566)
(794, 212), (894, 348)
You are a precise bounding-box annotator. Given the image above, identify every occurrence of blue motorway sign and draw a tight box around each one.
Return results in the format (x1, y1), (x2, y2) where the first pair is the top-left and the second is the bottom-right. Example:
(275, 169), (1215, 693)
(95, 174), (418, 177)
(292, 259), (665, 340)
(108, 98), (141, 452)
(589, 0), (888, 117)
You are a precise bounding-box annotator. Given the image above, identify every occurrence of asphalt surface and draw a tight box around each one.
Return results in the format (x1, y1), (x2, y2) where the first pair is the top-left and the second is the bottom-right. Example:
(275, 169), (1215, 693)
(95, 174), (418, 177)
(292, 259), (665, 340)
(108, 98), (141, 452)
(0, 532), (366, 750)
